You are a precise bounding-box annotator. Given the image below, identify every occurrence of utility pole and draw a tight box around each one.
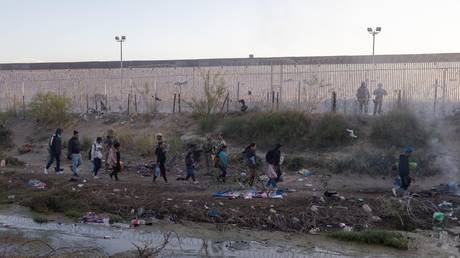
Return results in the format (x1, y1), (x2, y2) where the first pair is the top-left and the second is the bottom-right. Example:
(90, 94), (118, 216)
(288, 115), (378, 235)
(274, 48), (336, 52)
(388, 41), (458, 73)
(115, 35), (126, 109)
(367, 27), (382, 86)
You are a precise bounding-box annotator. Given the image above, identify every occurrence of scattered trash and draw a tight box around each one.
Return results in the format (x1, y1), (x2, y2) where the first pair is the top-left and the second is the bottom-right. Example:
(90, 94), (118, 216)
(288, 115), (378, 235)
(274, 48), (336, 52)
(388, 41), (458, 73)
(167, 198), (173, 201)
(438, 201), (453, 210)
(77, 184), (84, 188)
(131, 219), (146, 227)
(296, 178), (304, 182)
(371, 216), (382, 222)
(309, 227), (320, 235)
(28, 179), (47, 190)
(218, 202), (224, 206)
(311, 205), (319, 212)
(71, 187), (76, 191)
(103, 236), (112, 239)
(113, 188), (121, 192)
(324, 191), (338, 198)
(346, 129), (358, 138)
(269, 208), (277, 214)
(83, 179), (87, 183)
(7, 195), (15, 200)
(298, 169), (312, 177)
(433, 212), (445, 223)
(291, 217), (300, 224)
(208, 209), (221, 218)
(137, 207), (145, 217)
(448, 181), (458, 193)
(338, 196), (346, 201)
(362, 204), (372, 213)
(357, 198), (364, 202)
(82, 212), (107, 224)
(18, 144), (33, 154)
(304, 183), (313, 187)
(0, 160), (5, 168)
(213, 189), (285, 199)
(112, 223), (130, 229)
(287, 188), (297, 193)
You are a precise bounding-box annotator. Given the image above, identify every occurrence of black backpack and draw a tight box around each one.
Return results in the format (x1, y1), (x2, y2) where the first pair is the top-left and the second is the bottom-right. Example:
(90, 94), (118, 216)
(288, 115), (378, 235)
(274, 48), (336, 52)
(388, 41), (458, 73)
(88, 144), (95, 160)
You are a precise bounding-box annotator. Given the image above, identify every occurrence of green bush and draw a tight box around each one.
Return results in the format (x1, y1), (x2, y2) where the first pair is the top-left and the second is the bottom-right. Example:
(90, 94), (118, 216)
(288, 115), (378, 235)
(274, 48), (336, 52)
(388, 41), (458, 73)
(285, 156), (307, 171)
(328, 230), (409, 250)
(222, 111), (311, 148)
(197, 114), (220, 133)
(28, 92), (71, 126)
(370, 110), (428, 148)
(334, 148), (395, 175)
(309, 114), (351, 149)
(80, 136), (93, 152)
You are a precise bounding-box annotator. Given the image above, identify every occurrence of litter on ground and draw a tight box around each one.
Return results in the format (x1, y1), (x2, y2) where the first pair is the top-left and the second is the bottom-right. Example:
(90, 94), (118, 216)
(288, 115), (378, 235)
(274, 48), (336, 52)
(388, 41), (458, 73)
(28, 179), (47, 190)
(213, 189), (285, 199)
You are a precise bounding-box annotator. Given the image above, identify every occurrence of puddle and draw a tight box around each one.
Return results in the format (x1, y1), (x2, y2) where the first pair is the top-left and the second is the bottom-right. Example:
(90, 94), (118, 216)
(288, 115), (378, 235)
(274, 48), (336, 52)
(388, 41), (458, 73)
(0, 209), (458, 258)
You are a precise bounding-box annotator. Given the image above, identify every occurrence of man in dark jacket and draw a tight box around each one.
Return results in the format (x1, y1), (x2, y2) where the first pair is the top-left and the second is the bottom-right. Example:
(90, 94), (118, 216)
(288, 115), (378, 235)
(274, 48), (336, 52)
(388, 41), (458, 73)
(153, 142), (167, 183)
(266, 144), (282, 182)
(399, 146), (414, 192)
(68, 130), (82, 177)
(45, 128), (63, 174)
(244, 143), (257, 186)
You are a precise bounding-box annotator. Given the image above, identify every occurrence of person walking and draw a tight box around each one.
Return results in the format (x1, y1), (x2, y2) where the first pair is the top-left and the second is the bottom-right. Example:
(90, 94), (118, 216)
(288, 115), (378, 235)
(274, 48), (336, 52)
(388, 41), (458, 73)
(373, 83), (388, 115)
(153, 142), (168, 183)
(243, 143), (257, 186)
(45, 128), (63, 174)
(217, 145), (229, 183)
(356, 81), (370, 114)
(108, 142), (121, 181)
(266, 144), (283, 182)
(90, 137), (103, 179)
(398, 146), (414, 194)
(266, 161), (278, 189)
(177, 147), (197, 183)
(67, 130), (82, 177)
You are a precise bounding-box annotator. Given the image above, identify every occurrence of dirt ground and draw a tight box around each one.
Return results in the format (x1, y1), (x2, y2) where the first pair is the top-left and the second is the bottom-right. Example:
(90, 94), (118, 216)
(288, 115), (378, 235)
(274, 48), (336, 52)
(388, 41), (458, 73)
(1, 114), (460, 235)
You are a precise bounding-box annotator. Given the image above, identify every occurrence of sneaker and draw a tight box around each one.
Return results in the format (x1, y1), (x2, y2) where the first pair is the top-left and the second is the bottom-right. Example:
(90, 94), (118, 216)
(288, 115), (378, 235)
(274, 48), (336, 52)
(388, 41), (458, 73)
(392, 188), (397, 197)
(94, 176), (99, 179)
(44, 168), (49, 174)
(56, 171), (64, 175)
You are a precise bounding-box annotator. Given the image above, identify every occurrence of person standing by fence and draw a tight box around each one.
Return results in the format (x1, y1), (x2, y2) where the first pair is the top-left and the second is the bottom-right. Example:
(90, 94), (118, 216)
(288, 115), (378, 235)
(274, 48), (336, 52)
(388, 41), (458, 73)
(373, 83), (388, 115)
(356, 81), (370, 114)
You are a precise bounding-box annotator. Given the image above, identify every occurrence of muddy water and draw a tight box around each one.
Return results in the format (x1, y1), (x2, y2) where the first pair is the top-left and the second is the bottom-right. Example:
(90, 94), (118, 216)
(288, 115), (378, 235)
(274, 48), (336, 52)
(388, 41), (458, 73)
(0, 208), (457, 258)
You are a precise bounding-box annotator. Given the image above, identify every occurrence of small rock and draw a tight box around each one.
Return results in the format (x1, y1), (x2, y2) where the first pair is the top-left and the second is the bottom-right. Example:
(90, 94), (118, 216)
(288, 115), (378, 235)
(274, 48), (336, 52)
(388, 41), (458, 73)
(7, 195), (15, 200)
(304, 183), (313, 187)
(362, 204), (372, 213)
(77, 184), (84, 188)
(167, 198), (173, 201)
(311, 205), (319, 212)
(218, 202), (224, 206)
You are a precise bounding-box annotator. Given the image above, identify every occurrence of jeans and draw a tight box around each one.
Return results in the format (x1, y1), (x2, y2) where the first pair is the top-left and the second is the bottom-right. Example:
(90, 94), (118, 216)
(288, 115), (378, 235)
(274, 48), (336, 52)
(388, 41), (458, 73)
(218, 165), (227, 183)
(46, 152), (61, 171)
(153, 163), (167, 182)
(177, 168), (195, 181)
(267, 178), (277, 188)
(249, 167), (256, 186)
(358, 101), (369, 114)
(71, 154), (82, 176)
(93, 158), (102, 176)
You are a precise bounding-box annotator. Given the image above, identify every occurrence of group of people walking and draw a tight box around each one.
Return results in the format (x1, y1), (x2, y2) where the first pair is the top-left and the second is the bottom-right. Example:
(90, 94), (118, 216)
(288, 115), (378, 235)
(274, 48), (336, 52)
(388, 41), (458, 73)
(44, 128), (286, 190)
(45, 129), (122, 180)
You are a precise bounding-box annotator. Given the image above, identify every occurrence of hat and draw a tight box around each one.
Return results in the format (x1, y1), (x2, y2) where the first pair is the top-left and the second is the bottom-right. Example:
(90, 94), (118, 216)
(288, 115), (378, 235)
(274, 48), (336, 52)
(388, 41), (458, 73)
(403, 146), (414, 154)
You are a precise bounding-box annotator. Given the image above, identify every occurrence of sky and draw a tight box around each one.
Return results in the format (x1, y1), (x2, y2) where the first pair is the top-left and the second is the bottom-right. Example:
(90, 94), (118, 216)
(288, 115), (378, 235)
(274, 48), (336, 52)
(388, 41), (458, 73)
(1, 0), (459, 63)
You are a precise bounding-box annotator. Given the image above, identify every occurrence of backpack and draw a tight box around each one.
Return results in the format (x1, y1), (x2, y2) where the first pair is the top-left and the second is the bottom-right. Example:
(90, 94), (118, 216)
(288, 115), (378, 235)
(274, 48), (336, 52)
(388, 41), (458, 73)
(88, 144), (95, 160)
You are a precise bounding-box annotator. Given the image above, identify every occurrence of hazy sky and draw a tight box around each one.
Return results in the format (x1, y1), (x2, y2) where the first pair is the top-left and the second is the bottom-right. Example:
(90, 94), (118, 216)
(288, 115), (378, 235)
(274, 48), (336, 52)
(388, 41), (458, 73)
(1, 0), (458, 63)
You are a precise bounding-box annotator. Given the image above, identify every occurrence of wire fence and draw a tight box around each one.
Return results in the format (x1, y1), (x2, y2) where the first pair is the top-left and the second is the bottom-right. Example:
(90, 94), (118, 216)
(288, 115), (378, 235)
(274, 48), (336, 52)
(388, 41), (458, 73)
(2, 58), (460, 116)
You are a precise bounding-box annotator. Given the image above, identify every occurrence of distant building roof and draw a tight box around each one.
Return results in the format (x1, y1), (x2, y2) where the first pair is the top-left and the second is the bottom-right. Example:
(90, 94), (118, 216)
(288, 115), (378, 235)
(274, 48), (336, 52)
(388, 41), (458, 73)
(1, 53), (460, 70)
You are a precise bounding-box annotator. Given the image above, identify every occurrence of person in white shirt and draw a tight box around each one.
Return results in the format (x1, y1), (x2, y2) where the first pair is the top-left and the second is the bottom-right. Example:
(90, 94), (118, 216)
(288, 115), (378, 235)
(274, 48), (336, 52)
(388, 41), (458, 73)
(91, 137), (104, 178)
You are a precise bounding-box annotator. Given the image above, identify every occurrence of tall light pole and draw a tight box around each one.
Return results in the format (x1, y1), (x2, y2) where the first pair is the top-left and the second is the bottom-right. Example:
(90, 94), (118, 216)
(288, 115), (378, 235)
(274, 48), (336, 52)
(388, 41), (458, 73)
(115, 35), (126, 107)
(367, 27), (381, 85)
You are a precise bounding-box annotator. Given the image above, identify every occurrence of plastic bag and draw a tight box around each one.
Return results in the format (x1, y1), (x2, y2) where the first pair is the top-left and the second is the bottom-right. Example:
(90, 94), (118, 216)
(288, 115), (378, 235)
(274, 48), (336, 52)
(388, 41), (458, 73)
(155, 165), (161, 177)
